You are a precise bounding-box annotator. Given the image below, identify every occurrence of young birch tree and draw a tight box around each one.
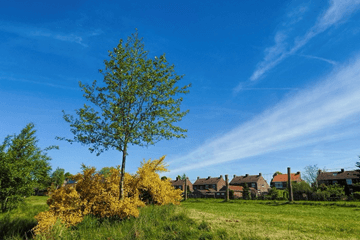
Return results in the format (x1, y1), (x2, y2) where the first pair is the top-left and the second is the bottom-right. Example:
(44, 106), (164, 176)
(58, 32), (191, 200)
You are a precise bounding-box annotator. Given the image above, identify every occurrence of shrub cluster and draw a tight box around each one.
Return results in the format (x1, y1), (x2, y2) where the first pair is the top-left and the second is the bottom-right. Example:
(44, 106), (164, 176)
(259, 182), (355, 201)
(32, 156), (182, 235)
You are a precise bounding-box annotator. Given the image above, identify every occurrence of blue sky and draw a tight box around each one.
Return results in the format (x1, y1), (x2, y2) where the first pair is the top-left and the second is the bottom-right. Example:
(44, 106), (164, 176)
(1, 0), (360, 183)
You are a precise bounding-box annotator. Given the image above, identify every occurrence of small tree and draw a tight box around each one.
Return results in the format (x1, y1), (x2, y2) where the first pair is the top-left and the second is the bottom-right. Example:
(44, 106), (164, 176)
(51, 167), (65, 189)
(243, 183), (251, 200)
(58, 31), (191, 199)
(0, 123), (55, 212)
(98, 166), (116, 178)
(303, 164), (319, 186)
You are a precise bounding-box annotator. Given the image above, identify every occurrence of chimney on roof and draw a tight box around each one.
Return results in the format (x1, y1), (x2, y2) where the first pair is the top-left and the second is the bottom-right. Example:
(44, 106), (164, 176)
(245, 174), (249, 177)
(259, 173), (262, 177)
(318, 169), (322, 175)
(197, 176), (199, 180)
(341, 169), (344, 172)
(233, 175), (236, 179)
(207, 176), (211, 179)
(220, 175), (223, 178)
(176, 177), (179, 181)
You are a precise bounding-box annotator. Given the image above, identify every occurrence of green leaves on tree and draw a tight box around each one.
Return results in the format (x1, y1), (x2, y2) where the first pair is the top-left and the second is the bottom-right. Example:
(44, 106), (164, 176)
(58, 31), (191, 199)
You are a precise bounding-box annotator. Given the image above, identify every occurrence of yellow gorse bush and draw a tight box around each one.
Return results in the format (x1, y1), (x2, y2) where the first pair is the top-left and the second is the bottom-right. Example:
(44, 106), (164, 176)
(33, 156), (182, 235)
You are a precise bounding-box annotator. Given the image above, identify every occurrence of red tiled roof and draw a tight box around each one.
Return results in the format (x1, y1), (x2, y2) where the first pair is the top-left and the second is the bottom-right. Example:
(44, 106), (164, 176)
(218, 185), (243, 192)
(229, 185), (243, 191)
(272, 173), (301, 182)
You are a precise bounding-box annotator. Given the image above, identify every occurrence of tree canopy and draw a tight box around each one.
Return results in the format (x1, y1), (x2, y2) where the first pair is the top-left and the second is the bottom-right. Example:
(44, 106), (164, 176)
(303, 164), (319, 185)
(0, 123), (56, 212)
(58, 31), (191, 199)
(51, 167), (65, 189)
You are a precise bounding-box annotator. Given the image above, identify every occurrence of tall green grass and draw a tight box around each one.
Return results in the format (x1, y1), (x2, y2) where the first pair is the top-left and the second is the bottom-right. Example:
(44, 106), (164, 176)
(1, 196), (229, 240)
(0, 196), (49, 239)
(35, 204), (229, 240)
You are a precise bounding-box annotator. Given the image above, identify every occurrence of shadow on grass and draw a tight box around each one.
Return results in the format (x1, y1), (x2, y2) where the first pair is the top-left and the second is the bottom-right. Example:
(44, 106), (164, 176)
(0, 214), (37, 239)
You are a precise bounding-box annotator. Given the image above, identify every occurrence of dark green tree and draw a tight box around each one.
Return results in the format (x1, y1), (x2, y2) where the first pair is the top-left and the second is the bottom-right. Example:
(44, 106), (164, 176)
(51, 167), (65, 189)
(64, 172), (73, 179)
(177, 173), (187, 180)
(0, 123), (56, 212)
(98, 166), (116, 178)
(243, 183), (251, 200)
(58, 31), (191, 199)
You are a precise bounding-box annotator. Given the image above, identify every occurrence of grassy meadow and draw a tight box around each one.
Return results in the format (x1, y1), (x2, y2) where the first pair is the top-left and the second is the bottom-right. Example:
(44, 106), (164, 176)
(181, 199), (360, 240)
(0, 196), (49, 239)
(1, 196), (360, 239)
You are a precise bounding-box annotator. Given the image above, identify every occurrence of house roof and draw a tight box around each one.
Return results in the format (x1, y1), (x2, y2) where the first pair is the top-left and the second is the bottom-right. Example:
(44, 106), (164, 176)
(272, 173), (301, 182)
(219, 185), (243, 192)
(193, 175), (224, 185)
(194, 189), (217, 194)
(230, 174), (263, 184)
(317, 170), (360, 181)
(170, 178), (192, 186)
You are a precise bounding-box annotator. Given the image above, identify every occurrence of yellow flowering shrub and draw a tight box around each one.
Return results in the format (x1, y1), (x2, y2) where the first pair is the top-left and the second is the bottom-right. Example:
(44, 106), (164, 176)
(33, 156), (182, 235)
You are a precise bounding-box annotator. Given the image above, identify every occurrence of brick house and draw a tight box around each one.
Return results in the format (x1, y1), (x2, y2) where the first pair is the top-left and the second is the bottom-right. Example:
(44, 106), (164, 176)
(192, 175), (226, 198)
(230, 173), (270, 196)
(316, 169), (360, 186)
(170, 177), (193, 192)
(216, 185), (243, 199)
(271, 172), (302, 189)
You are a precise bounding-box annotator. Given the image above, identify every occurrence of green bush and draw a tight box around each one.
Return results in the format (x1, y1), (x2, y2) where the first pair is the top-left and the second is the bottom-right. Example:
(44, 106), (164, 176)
(266, 187), (286, 200)
(353, 192), (360, 200)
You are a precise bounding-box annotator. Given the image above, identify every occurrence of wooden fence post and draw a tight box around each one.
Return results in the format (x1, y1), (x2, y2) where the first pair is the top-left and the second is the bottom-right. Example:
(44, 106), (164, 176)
(225, 174), (229, 201)
(184, 177), (188, 201)
(287, 167), (293, 202)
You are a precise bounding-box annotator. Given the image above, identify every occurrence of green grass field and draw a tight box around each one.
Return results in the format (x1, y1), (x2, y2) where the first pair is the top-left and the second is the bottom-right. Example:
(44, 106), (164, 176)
(1, 197), (360, 239)
(181, 199), (360, 240)
(0, 196), (49, 239)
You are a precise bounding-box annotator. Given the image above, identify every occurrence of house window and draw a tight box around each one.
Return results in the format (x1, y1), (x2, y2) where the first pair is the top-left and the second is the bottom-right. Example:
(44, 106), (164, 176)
(275, 182), (282, 188)
(194, 186), (197, 190)
(251, 183), (255, 188)
(180, 186), (182, 190)
(213, 184), (216, 189)
(333, 180), (338, 184)
(205, 185), (209, 189)
(346, 179), (353, 185)
(217, 193), (220, 195)
(221, 193), (224, 196)
(333, 173), (337, 176)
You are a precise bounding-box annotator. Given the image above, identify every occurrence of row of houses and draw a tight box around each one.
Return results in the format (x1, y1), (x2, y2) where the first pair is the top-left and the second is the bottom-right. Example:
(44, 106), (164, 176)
(170, 169), (360, 199)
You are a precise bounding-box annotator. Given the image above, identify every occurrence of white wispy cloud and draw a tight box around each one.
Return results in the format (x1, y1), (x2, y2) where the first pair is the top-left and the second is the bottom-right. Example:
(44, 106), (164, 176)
(170, 55), (360, 174)
(0, 21), (100, 47)
(299, 54), (337, 65)
(0, 76), (79, 90)
(248, 0), (360, 82)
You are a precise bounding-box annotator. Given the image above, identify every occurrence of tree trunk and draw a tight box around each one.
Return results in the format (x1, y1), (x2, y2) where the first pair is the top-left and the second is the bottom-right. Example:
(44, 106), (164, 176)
(119, 144), (127, 200)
